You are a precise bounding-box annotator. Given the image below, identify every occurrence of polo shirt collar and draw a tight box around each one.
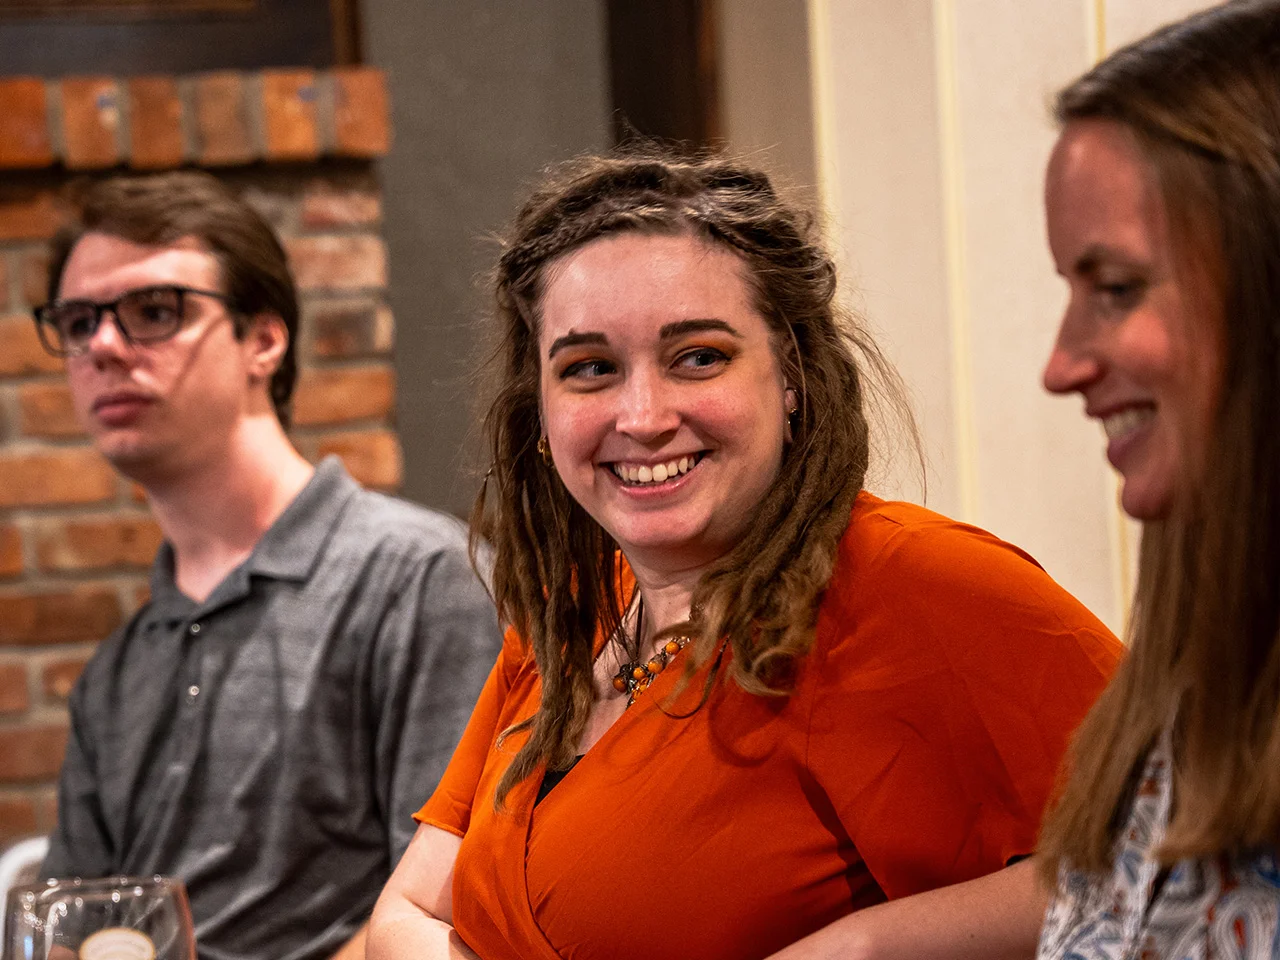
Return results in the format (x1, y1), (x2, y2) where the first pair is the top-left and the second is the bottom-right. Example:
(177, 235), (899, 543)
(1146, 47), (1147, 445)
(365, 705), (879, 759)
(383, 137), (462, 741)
(244, 456), (359, 581)
(148, 456), (360, 608)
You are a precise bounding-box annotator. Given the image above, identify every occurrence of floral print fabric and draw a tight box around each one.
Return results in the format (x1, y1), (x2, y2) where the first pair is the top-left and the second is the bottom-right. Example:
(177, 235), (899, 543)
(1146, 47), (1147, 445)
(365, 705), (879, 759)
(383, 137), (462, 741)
(1039, 733), (1280, 960)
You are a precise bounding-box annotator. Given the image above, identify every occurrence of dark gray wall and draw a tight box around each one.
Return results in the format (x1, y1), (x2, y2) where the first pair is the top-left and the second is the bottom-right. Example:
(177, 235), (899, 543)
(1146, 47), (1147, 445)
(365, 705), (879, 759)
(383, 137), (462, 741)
(0, 0), (338, 75)
(362, 1), (612, 516)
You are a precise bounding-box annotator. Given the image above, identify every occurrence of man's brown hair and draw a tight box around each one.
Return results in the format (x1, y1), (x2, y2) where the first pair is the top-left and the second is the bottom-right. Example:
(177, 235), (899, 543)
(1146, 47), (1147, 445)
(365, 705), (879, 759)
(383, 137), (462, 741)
(46, 171), (300, 427)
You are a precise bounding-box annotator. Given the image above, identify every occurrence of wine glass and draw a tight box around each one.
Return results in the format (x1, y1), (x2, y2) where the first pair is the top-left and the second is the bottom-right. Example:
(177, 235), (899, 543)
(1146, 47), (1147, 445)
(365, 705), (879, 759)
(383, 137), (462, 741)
(3, 876), (195, 960)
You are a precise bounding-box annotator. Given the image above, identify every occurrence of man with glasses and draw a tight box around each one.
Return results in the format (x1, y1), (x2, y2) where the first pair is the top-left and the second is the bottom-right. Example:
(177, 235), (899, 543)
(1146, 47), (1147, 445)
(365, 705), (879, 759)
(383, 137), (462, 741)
(33, 172), (503, 960)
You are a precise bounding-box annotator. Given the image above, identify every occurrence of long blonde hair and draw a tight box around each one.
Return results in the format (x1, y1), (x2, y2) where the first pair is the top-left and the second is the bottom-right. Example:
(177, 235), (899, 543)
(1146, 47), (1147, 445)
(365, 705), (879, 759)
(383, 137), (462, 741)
(1039, 0), (1280, 877)
(472, 149), (913, 805)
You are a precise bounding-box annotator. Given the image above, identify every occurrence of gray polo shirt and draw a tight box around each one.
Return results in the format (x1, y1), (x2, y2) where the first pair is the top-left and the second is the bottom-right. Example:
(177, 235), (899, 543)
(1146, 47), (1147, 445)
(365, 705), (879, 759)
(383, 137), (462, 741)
(43, 458), (503, 960)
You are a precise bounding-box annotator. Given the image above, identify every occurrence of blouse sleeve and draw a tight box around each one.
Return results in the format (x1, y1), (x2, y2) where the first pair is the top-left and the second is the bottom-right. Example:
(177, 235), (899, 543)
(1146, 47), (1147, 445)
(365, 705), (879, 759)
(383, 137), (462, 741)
(414, 625), (526, 837)
(805, 518), (1121, 901)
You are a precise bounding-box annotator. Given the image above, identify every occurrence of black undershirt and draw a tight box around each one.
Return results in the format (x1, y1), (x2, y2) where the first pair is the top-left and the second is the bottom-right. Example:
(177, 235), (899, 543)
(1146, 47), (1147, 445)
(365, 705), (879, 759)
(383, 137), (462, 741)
(535, 755), (585, 805)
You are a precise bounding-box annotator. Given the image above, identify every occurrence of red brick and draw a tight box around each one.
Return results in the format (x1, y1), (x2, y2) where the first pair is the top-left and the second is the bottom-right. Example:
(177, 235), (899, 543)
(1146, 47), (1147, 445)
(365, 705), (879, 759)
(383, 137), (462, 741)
(0, 585), (121, 646)
(0, 794), (38, 843)
(238, 185), (296, 233)
(262, 69), (319, 162)
(0, 188), (63, 243)
(0, 525), (22, 579)
(0, 725), (67, 782)
(61, 77), (121, 170)
(332, 68), (390, 158)
(34, 788), (57, 830)
(0, 447), (116, 508)
(195, 72), (254, 166)
(18, 382), (84, 439)
(0, 256), (8, 310)
(287, 235), (386, 291)
(301, 178), (381, 228)
(34, 514), (161, 572)
(293, 366), (394, 426)
(0, 664), (29, 714)
(0, 314), (63, 375)
(318, 429), (402, 490)
(20, 247), (51, 307)
(0, 78), (53, 168)
(127, 76), (184, 170)
(308, 301), (394, 358)
(42, 656), (90, 702)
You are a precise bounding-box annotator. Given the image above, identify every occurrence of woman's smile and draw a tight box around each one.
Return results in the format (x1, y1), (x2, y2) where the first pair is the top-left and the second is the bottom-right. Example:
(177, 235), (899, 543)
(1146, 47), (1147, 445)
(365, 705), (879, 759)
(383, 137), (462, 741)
(607, 451), (706, 487)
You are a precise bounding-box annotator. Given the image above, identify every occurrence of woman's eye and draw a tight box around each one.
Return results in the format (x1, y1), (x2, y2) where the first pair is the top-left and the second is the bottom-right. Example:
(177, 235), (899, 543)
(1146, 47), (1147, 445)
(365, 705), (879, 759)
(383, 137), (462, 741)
(559, 358), (616, 380)
(674, 347), (728, 372)
(1096, 278), (1146, 310)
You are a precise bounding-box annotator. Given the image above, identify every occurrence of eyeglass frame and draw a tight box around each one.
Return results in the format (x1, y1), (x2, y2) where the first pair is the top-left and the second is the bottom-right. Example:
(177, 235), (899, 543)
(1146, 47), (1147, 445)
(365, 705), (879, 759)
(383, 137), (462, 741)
(32, 284), (240, 358)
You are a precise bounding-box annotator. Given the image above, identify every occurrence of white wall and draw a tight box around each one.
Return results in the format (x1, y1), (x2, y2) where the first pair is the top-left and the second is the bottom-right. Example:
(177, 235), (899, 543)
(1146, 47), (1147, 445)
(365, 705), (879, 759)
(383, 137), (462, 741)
(795, 0), (1216, 634)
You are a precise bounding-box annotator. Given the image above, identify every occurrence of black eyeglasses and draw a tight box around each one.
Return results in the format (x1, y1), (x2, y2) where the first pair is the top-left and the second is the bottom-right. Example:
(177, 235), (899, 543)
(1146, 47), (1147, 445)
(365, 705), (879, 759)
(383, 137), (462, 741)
(33, 285), (236, 358)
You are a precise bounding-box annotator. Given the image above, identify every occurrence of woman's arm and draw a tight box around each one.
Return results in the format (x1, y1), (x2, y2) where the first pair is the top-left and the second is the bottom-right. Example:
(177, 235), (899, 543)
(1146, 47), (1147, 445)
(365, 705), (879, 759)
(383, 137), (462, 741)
(764, 859), (1047, 960)
(367, 823), (480, 960)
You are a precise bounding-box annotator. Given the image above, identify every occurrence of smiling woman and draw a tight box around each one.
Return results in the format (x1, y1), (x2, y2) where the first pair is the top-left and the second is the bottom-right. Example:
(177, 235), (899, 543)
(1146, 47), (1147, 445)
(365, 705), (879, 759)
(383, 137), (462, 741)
(366, 150), (1124, 960)
(1042, 120), (1223, 521)
(539, 232), (789, 575)
(1034, 3), (1280, 957)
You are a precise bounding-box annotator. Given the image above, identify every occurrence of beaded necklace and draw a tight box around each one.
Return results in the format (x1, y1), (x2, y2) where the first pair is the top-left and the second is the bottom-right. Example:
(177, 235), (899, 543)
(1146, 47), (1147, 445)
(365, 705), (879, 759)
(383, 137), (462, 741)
(609, 600), (692, 707)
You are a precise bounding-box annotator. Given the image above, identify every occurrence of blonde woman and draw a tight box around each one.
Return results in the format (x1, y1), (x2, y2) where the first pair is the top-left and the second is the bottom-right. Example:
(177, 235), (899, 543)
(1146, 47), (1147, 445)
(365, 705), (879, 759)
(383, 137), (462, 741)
(1037, 1), (1280, 955)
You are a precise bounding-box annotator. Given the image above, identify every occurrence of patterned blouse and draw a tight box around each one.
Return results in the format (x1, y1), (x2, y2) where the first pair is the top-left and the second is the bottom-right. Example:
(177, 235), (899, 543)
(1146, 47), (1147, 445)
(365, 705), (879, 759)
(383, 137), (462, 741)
(1038, 733), (1280, 959)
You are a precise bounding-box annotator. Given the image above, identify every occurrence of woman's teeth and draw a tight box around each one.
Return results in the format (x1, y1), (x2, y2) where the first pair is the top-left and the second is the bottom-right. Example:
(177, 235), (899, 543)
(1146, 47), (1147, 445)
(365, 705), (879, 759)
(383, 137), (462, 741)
(1102, 407), (1155, 442)
(611, 454), (700, 485)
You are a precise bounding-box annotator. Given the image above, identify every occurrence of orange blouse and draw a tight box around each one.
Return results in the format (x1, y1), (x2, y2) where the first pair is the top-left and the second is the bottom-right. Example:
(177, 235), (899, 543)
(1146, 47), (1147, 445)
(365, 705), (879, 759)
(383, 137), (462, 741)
(417, 494), (1122, 960)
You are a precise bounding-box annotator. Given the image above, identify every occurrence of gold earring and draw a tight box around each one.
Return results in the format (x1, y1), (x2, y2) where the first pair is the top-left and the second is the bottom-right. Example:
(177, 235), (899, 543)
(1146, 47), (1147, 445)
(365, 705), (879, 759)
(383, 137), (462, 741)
(537, 435), (553, 465)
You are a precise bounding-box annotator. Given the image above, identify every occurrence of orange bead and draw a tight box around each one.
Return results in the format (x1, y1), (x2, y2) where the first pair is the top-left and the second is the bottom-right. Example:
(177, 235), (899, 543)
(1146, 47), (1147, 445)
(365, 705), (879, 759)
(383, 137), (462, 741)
(646, 658), (664, 674)
(612, 675), (628, 693)
(664, 640), (681, 655)
(632, 665), (648, 681)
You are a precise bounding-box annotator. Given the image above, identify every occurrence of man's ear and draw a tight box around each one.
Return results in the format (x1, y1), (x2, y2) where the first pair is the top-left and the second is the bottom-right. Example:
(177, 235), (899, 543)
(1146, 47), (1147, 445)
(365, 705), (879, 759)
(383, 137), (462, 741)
(244, 312), (289, 383)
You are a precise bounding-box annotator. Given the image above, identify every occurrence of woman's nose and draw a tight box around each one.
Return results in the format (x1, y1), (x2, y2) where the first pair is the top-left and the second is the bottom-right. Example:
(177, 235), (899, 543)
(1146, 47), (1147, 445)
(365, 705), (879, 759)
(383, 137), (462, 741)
(1042, 304), (1102, 395)
(615, 370), (680, 440)
(1042, 343), (1102, 395)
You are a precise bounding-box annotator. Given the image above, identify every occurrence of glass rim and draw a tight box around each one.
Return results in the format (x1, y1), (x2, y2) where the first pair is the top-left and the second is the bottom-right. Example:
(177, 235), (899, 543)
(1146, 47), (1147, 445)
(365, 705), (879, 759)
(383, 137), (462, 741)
(6, 874), (187, 903)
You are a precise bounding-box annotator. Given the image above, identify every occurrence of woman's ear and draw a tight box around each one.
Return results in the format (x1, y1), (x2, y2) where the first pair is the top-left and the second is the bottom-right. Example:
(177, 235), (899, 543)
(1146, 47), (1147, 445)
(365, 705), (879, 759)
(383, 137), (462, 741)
(784, 386), (799, 443)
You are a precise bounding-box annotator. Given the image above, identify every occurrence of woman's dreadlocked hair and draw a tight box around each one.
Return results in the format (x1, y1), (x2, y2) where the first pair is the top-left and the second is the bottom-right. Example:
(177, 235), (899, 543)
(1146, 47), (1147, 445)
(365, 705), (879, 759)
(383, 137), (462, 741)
(472, 148), (915, 806)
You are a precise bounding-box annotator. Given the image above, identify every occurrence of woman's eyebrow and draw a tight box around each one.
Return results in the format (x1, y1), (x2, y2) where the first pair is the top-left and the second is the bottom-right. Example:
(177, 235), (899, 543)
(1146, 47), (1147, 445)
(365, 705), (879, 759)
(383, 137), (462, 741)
(659, 318), (742, 339)
(1073, 243), (1145, 276)
(547, 331), (607, 359)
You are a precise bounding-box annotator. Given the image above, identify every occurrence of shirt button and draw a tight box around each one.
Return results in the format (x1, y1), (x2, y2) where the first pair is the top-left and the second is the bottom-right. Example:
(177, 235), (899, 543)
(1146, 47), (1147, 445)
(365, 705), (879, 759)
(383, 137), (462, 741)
(189, 623), (201, 635)
(187, 685), (200, 698)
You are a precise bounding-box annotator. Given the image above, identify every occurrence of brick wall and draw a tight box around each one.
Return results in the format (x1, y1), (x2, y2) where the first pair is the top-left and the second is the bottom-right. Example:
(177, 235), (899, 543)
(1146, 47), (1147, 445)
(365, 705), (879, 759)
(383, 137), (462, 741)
(0, 69), (400, 842)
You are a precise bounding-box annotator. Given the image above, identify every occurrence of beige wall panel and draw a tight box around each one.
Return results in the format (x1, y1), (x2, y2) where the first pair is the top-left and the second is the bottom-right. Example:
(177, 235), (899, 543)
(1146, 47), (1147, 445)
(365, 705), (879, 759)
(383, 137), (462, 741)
(947, 0), (1120, 625)
(815, 0), (961, 515)
(718, 0), (819, 199)
(1105, 0), (1219, 51)
(811, 0), (1148, 631)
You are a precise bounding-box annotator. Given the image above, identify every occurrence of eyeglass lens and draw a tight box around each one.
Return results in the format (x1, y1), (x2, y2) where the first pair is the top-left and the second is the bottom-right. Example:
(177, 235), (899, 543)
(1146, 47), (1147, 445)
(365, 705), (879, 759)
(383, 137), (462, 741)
(46, 287), (186, 352)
